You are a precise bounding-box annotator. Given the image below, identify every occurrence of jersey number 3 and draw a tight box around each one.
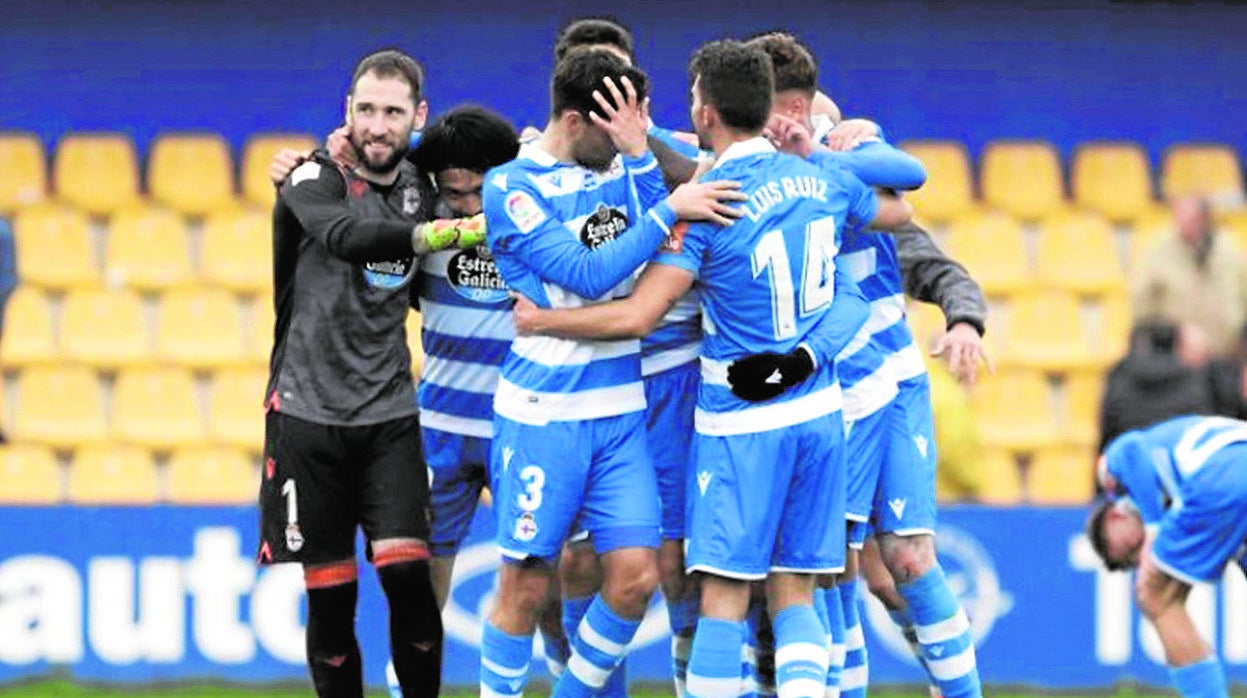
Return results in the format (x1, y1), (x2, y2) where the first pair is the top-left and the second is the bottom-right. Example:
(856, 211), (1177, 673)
(751, 215), (838, 340)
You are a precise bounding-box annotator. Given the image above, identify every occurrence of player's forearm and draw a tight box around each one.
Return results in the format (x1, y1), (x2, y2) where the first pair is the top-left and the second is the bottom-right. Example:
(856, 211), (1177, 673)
(809, 143), (927, 191)
(527, 301), (650, 340)
(802, 269), (870, 367)
(647, 132), (699, 189)
(305, 213), (419, 263)
(895, 222), (987, 335)
(626, 150), (670, 209)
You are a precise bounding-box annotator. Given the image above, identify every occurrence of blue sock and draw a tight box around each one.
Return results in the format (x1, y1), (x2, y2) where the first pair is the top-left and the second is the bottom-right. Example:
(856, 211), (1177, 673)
(541, 621), (571, 678)
(743, 599), (766, 697)
(689, 617), (747, 698)
(561, 596), (628, 697)
(772, 605), (829, 698)
(898, 566), (981, 698)
(553, 595), (639, 698)
(822, 588), (846, 698)
(669, 594), (699, 697)
(1170, 658), (1228, 698)
(481, 621), (532, 698)
(839, 579), (868, 698)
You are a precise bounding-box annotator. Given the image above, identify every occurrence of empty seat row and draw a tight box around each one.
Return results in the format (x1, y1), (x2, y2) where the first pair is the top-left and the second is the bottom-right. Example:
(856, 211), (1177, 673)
(0, 131), (316, 217)
(0, 442), (257, 505)
(976, 446), (1096, 505)
(13, 204), (271, 292)
(901, 140), (1244, 223)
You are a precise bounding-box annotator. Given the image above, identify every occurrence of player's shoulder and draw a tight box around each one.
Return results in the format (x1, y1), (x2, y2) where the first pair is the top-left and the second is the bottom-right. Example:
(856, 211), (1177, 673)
(280, 150), (347, 201)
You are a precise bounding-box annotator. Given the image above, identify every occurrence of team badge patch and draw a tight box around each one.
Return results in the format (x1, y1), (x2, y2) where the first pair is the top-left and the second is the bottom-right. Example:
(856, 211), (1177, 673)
(505, 190), (546, 233)
(402, 186), (422, 215)
(514, 512), (539, 542)
(285, 523), (305, 552)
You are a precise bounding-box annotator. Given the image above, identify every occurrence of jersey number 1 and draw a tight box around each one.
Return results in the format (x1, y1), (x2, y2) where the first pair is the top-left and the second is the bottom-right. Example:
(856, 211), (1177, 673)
(751, 215), (838, 340)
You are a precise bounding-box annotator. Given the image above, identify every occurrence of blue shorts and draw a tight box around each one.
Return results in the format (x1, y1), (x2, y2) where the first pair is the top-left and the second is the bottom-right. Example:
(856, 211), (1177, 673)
(424, 427), (490, 557)
(848, 520), (871, 550)
(845, 405), (890, 523)
(645, 361), (698, 540)
(1152, 442), (1247, 584)
(872, 375), (937, 536)
(491, 411), (661, 564)
(685, 413), (846, 580)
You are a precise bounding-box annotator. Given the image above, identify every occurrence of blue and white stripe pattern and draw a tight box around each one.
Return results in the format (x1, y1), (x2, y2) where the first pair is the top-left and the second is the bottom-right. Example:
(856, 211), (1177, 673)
(480, 622), (533, 698)
(555, 596), (641, 698)
(899, 566), (981, 698)
(641, 288), (702, 377)
(772, 606), (830, 698)
(416, 248), (512, 438)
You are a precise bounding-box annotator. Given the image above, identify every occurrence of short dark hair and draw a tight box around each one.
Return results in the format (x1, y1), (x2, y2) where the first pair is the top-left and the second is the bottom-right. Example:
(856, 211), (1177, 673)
(350, 48), (425, 106)
(554, 17), (635, 62)
(1086, 500), (1130, 572)
(688, 40), (774, 132)
(551, 46), (650, 121)
(745, 31), (818, 96)
(410, 106), (519, 175)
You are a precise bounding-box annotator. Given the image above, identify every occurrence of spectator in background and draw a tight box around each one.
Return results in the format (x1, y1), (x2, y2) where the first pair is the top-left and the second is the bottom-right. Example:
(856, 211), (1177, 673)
(1098, 318), (1216, 453)
(1132, 195), (1247, 357)
(1208, 321), (1247, 420)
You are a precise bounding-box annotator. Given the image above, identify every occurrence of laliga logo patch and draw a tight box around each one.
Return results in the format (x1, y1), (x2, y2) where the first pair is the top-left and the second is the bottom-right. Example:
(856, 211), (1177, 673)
(660, 220), (689, 254)
(580, 203), (628, 249)
(363, 257), (415, 289)
(863, 524), (1012, 660)
(402, 186), (422, 216)
(448, 246), (509, 304)
(284, 524), (304, 553)
(505, 190), (546, 233)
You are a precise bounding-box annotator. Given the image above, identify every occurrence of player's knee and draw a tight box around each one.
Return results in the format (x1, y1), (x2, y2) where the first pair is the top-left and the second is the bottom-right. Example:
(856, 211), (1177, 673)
(879, 533), (936, 584)
(866, 573), (902, 610)
(604, 560), (659, 617)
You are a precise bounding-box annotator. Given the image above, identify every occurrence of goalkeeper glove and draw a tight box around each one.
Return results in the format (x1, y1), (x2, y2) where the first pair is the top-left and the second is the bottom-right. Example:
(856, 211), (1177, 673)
(726, 345), (816, 402)
(413, 213), (487, 253)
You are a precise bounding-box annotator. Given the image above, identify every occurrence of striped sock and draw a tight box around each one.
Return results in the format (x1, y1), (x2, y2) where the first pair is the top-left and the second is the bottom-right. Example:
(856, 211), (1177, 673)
(669, 595), (699, 698)
(772, 605), (829, 698)
(820, 588), (846, 698)
(562, 596), (628, 695)
(1170, 657), (1228, 698)
(689, 617), (747, 698)
(480, 621), (532, 698)
(898, 566), (981, 698)
(839, 579), (868, 698)
(553, 595), (639, 698)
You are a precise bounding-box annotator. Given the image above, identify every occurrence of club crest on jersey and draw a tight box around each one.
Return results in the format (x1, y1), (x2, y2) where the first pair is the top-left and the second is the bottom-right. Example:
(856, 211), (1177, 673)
(580, 204), (628, 249)
(514, 512), (538, 542)
(448, 245), (509, 303)
(363, 257), (415, 289)
(505, 190), (546, 233)
(285, 523), (304, 552)
(660, 220), (689, 254)
(402, 186), (422, 215)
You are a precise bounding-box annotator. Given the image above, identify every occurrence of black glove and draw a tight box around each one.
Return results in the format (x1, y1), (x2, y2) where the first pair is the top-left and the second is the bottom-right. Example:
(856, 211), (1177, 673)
(726, 346), (816, 402)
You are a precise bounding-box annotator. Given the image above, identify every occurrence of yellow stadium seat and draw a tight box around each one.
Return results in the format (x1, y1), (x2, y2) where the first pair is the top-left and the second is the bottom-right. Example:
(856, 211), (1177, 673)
(1161, 144), (1244, 206)
(241, 133), (318, 208)
(1128, 204), (1171, 271)
(148, 133), (237, 217)
(201, 209), (272, 295)
(104, 205), (195, 291)
(53, 132), (141, 216)
(12, 365), (108, 449)
(60, 287), (151, 369)
(167, 446), (256, 504)
(156, 287), (246, 369)
(1035, 211), (1125, 294)
(1071, 142), (1154, 222)
(898, 140), (975, 223)
(980, 140), (1066, 220)
(907, 301), (945, 353)
(112, 367), (205, 450)
(208, 366), (266, 452)
(972, 369), (1058, 451)
(1097, 293), (1132, 364)
(1001, 290), (1098, 370)
(1, 286), (56, 369)
(1221, 211), (1247, 250)
(1060, 371), (1104, 447)
(67, 443), (158, 504)
(976, 449), (1024, 505)
(250, 298), (276, 366)
(13, 205), (99, 290)
(944, 211), (1033, 296)
(0, 132), (47, 213)
(0, 444), (61, 504)
(406, 310), (425, 378)
(1028, 445), (1096, 504)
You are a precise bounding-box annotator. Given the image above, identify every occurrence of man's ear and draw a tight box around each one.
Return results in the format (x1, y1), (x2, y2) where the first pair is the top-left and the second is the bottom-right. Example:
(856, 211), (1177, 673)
(344, 95), (354, 127)
(413, 99), (430, 131)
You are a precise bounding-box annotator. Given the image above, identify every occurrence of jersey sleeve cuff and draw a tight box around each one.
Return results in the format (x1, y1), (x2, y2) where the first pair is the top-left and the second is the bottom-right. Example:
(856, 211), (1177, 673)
(796, 342), (818, 371)
(946, 314), (986, 337)
(647, 201), (677, 233)
(623, 150), (659, 176)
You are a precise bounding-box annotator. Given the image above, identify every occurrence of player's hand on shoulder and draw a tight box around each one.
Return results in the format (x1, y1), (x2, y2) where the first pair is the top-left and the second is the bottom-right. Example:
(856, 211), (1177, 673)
(268, 148), (311, 186)
(588, 75), (650, 159)
(726, 346), (816, 402)
(764, 113), (815, 158)
(510, 293), (543, 335)
(825, 119), (881, 152)
(667, 179), (747, 227)
(931, 321), (993, 387)
(325, 125), (360, 170)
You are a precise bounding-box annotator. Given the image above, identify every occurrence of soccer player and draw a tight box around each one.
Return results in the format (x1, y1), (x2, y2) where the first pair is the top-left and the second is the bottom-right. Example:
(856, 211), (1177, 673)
(258, 49), (485, 698)
(512, 39), (915, 698)
(478, 46), (746, 698)
(1089, 415), (1247, 698)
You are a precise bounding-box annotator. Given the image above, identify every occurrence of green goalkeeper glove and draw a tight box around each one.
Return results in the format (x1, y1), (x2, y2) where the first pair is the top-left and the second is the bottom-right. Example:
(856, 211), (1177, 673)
(413, 213), (487, 253)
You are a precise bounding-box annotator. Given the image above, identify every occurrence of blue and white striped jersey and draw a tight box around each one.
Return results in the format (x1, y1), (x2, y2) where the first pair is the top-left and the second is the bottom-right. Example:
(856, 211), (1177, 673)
(415, 246), (511, 438)
(483, 142), (677, 425)
(1104, 415), (1247, 525)
(656, 137), (876, 436)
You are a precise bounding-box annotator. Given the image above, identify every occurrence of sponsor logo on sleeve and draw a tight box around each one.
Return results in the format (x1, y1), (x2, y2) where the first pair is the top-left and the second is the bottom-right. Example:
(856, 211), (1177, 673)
(290, 161), (321, 187)
(504, 190), (546, 233)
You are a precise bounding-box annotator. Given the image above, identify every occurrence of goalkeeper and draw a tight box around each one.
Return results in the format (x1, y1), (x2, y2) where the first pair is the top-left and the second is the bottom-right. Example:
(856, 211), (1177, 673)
(258, 48), (482, 698)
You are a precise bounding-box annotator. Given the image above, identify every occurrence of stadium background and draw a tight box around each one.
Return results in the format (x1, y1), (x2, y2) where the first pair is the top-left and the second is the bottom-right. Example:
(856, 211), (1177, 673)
(0, 0), (1244, 694)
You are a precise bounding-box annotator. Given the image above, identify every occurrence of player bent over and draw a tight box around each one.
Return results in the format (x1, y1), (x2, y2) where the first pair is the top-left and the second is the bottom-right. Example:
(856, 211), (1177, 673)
(1089, 416), (1247, 698)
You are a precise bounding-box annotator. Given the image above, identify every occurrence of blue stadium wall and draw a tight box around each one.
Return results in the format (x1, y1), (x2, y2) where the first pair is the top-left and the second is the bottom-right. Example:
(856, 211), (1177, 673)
(1, 0), (1244, 169)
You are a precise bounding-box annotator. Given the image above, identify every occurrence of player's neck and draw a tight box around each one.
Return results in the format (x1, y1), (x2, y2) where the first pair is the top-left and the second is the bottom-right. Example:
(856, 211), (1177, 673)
(353, 165), (401, 186)
(708, 128), (761, 158)
(537, 122), (575, 165)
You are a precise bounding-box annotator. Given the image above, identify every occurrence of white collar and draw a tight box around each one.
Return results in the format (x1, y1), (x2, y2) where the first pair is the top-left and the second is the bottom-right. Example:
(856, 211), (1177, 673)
(519, 141), (559, 167)
(714, 136), (775, 168)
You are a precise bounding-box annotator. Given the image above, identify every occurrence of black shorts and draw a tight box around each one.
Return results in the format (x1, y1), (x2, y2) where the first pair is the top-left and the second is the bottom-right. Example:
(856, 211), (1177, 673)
(258, 411), (429, 566)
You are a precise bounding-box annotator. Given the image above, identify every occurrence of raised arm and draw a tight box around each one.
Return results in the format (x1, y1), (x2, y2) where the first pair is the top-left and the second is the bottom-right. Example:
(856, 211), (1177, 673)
(512, 263), (695, 340)
(808, 143), (927, 191)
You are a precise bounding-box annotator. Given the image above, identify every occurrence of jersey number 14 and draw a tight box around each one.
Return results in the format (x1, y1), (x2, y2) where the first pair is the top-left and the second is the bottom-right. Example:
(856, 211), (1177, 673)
(751, 215), (838, 340)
